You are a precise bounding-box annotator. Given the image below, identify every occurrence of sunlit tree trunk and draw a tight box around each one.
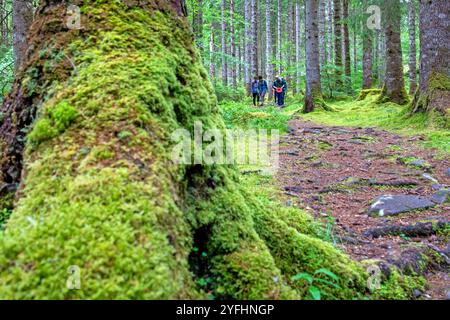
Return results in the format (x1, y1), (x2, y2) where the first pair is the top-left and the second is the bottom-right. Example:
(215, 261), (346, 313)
(342, 0), (351, 91)
(265, 0), (273, 95)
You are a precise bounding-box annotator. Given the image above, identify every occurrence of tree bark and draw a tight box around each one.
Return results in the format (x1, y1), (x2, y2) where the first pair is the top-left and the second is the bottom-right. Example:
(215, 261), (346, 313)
(342, 0), (351, 91)
(319, 0), (327, 67)
(265, 0), (273, 90)
(411, 0), (450, 115)
(362, 1), (373, 90)
(193, 0), (203, 53)
(333, 0), (343, 87)
(408, 0), (417, 95)
(250, 0), (257, 77)
(277, 0), (282, 75)
(220, 0), (228, 86)
(380, 0), (408, 105)
(229, 0), (237, 87)
(209, 24), (216, 81)
(12, 0), (33, 72)
(304, 0), (324, 113)
(244, 0), (250, 88)
(295, 0), (301, 94)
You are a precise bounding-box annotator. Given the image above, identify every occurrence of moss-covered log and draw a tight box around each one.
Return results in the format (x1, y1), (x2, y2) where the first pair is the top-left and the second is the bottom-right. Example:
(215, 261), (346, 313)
(0, 0), (422, 299)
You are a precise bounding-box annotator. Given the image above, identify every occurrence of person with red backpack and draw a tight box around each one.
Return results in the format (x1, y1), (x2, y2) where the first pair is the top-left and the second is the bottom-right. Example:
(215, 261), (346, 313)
(273, 76), (285, 107)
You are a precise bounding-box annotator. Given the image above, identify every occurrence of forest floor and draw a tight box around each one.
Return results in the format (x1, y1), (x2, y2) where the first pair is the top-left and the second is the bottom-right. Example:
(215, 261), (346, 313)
(276, 117), (450, 300)
(221, 95), (449, 299)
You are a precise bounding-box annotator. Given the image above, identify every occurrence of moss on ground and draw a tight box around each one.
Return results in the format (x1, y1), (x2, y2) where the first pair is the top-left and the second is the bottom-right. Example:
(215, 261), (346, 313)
(299, 94), (450, 153)
(0, 1), (425, 300)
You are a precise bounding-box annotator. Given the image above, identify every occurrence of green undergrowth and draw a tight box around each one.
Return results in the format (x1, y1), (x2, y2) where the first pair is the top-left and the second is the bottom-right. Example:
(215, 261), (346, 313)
(220, 100), (291, 133)
(0, 1), (425, 300)
(298, 94), (450, 153)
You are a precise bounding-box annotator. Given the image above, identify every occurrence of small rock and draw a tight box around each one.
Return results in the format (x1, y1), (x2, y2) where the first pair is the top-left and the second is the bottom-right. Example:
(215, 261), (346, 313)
(410, 159), (426, 167)
(446, 290), (450, 300)
(430, 189), (450, 205)
(284, 186), (302, 193)
(368, 195), (435, 217)
(432, 184), (444, 190)
(413, 289), (422, 299)
(446, 168), (450, 177)
(422, 173), (439, 184)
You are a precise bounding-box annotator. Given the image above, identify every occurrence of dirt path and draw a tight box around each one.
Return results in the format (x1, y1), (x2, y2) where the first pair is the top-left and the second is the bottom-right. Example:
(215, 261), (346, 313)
(276, 119), (450, 300)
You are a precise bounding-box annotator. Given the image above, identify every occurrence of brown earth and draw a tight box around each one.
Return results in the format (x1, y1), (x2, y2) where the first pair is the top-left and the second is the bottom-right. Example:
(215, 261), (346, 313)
(276, 119), (450, 300)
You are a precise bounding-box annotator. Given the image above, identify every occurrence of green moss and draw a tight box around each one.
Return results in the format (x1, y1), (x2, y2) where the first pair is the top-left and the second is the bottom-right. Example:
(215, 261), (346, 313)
(0, 1), (427, 300)
(372, 270), (426, 300)
(357, 89), (381, 101)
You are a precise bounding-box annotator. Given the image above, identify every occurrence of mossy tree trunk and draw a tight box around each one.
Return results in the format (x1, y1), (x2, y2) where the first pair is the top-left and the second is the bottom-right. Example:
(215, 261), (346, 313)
(0, 0), (418, 300)
(411, 0), (450, 118)
(379, 0), (408, 105)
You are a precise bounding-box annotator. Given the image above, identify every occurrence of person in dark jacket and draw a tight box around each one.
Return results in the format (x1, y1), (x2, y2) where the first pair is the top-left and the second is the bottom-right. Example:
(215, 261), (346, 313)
(273, 76), (285, 107)
(258, 76), (268, 107)
(251, 77), (260, 106)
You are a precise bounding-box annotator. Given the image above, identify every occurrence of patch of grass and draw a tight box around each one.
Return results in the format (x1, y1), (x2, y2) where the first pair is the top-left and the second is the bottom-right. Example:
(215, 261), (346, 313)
(220, 101), (291, 133)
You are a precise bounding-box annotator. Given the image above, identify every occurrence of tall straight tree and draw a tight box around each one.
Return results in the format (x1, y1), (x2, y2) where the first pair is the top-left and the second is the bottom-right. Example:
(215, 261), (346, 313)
(229, 0), (237, 87)
(408, 0), (417, 95)
(192, 0), (203, 52)
(250, 0), (257, 77)
(295, 0), (301, 94)
(209, 25), (216, 81)
(342, 0), (351, 91)
(12, 0), (33, 72)
(411, 0), (449, 115)
(220, 0), (228, 86)
(244, 0), (250, 87)
(326, 0), (333, 64)
(319, 0), (327, 66)
(304, 0), (324, 113)
(362, 0), (373, 89)
(333, 0), (343, 87)
(277, 0), (282, 75)
(379, 0), (408, 104)
(265, 0), (273, 92)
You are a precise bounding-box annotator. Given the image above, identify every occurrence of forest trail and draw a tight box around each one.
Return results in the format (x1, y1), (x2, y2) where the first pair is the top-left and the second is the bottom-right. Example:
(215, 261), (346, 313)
(277, 119), (450, 299)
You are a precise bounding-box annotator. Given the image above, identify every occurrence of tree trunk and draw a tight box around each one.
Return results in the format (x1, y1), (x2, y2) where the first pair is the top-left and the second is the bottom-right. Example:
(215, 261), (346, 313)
(209, 25), (216, 81)
(408, 0), (417, 95)
(244, 0), (250, 88)
(296, 1), (301, 94)
(362, 0), (373, 90)
(319, 0), (327, 67)
(276, 0), (282, 75)
(221, 0), (228, 86)
(0, 0), (413, 301)
(304, 0), (324, 113)
(193, 0), (203, 53)
(411, 0), (450, 116)
(333, 0), (343, 87)
(342, 0), (351, 91)
(362, 28), (373, 89)
(250, 0), (258, 77)
(265, 0), (273, 94)
(229, 0), (237, 87)
(12, 0), (33, 72)
(379, 0), (408, 104)
(326, 0), (334, 64)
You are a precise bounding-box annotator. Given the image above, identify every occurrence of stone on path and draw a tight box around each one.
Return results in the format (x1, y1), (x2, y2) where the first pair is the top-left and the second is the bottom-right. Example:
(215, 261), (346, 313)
(446, 168), (450, 177)
(368, 195), (435, 217)
(430, 189), (450, 205)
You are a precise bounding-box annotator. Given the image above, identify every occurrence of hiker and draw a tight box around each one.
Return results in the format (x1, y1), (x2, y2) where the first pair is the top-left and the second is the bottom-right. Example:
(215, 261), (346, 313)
(273, 76), (285, 107)
(251, 77), (260, 106)
(258, 76), (268, 107)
